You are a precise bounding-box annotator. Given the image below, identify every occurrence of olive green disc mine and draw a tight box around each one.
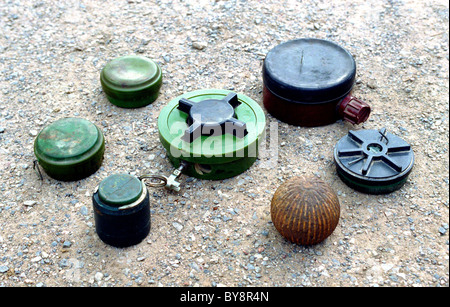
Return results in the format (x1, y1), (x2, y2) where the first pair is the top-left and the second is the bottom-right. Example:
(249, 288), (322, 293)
(98, 173), (143, 207)
(34, 117), (105, 181)
(100, 55), (162, 108)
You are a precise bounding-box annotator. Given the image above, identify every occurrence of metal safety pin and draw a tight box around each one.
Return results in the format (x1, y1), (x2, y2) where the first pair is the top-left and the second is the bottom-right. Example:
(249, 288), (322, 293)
(139, 161), (188, 192)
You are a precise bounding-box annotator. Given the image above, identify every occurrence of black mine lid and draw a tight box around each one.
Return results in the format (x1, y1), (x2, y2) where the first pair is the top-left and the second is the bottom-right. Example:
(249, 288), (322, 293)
(263, 38), (356, 103)
(334, 128), (414, 194)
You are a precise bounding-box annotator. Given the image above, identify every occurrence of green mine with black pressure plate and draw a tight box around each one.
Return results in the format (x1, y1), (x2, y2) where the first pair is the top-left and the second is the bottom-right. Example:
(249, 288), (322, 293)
(158, 89), (266, 180)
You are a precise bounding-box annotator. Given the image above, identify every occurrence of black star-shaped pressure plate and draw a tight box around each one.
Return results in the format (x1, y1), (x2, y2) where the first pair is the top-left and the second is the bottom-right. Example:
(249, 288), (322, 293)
(177, 92), (248, 143)
(334, 128), (414, 194)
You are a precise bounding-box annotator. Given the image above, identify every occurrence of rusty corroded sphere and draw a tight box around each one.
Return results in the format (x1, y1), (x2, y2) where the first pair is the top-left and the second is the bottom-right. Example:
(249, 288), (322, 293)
(271, 176), (340, 245)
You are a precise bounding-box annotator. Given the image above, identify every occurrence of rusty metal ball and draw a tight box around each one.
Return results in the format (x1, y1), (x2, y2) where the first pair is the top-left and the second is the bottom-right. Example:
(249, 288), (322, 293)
(270, 176), (340, 245)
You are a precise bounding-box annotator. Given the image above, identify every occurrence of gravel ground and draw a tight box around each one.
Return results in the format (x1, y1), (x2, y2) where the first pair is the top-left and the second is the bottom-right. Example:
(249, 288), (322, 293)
(0, 0), (448, 288)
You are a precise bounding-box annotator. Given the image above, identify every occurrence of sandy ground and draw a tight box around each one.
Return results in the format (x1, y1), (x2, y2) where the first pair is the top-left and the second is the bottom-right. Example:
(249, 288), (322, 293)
(0, 0), (448, 288)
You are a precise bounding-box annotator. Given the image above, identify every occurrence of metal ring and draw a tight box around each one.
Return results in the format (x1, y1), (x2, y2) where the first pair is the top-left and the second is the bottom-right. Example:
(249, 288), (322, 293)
(139, 174), (167, 188)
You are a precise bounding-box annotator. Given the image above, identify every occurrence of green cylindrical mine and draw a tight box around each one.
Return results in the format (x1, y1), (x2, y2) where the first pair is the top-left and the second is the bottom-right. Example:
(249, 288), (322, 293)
(100, 55), (162, 108)
(34, 117), (105, 181)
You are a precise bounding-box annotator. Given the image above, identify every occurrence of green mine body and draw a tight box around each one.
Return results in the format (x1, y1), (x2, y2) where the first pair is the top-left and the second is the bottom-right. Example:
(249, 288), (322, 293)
(34, 117), (105, 181)
(100, 55), (162, 108)
(158, 89), (266, 180)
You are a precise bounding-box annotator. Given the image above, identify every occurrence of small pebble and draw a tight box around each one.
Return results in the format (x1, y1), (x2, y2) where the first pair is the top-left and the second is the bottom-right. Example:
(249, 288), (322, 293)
(192, 41), (207, 50)
(23, 200), (37, 207)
